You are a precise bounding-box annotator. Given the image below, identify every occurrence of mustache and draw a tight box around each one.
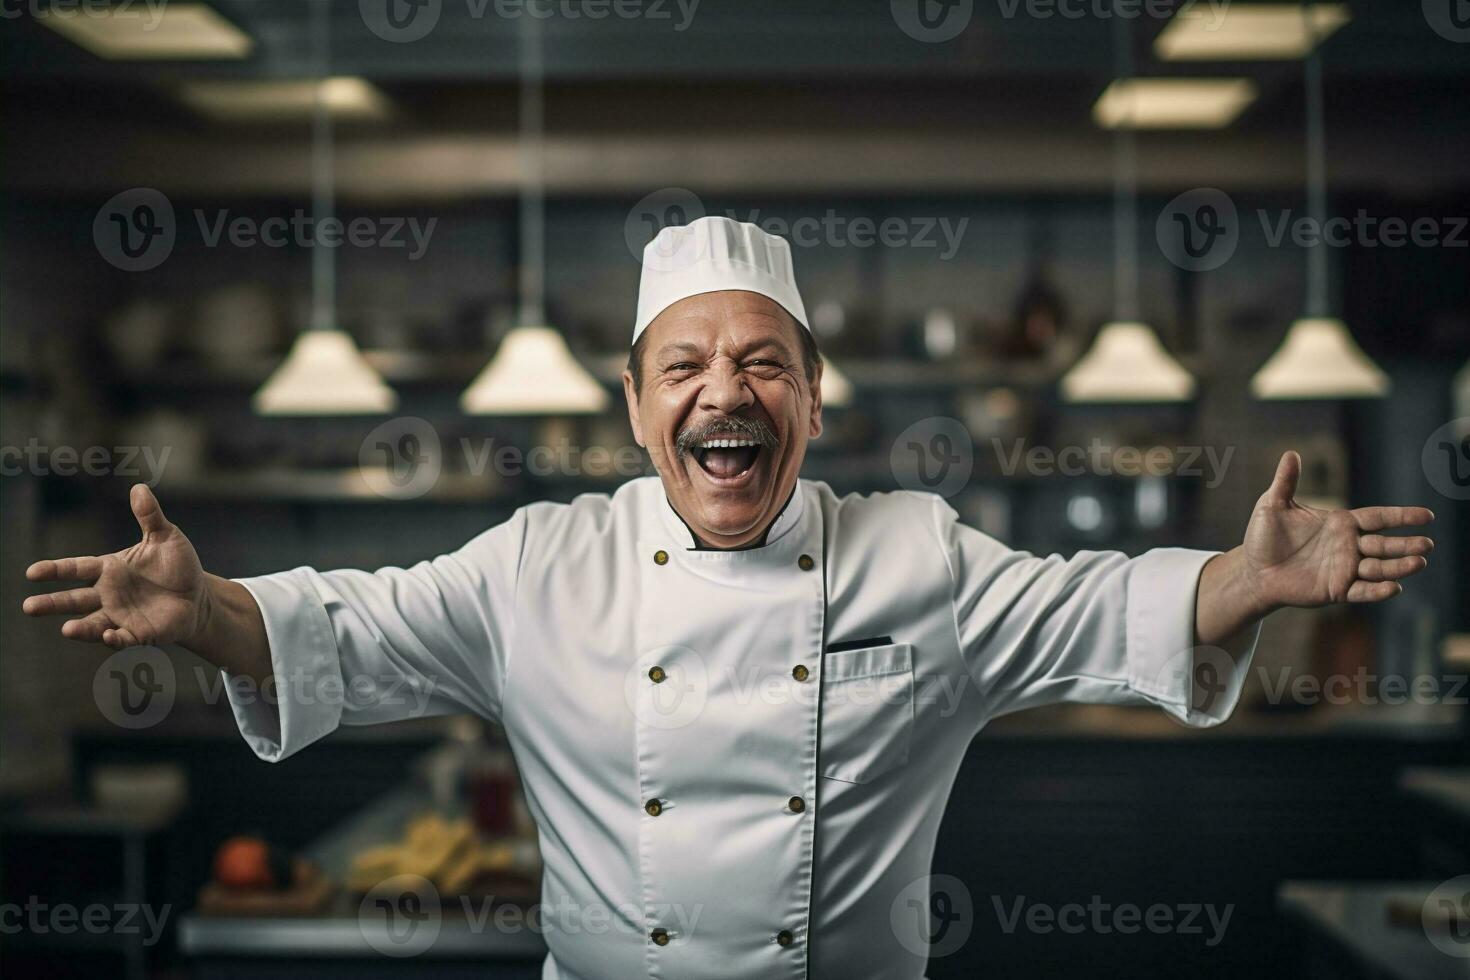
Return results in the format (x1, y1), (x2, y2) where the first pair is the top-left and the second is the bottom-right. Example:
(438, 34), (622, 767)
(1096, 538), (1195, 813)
(675, 415), (780, 459)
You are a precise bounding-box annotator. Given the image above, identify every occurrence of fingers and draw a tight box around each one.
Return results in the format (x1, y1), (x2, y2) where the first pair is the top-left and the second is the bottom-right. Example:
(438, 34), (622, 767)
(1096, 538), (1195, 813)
(1347, 580), (1402, 603)
(25, 556), (103, 584)
(1360, 534), (1434, 559)
(1263, 451), (1302, 506)
(130, 483), (171, 537)
(102, 626), (142, 649)
(60, 610), (116, 643)
(22, 588), (102, 617)
(1357, 556), (1427, 582)
(1352, 506), (1436, 532)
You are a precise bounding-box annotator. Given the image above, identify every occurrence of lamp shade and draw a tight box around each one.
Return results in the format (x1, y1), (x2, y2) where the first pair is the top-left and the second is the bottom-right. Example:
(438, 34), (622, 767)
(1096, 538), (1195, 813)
(1060, 321), (1195, 403)
(820, 358), (853, 408)
(253, 330), (396, 415)
(1250, 317), (1388, 400)
(461, 326), (609, 415)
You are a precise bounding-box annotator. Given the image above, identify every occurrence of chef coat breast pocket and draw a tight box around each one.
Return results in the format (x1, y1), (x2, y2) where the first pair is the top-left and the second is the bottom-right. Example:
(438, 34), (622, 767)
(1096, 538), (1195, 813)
(819, 642), (915, 784)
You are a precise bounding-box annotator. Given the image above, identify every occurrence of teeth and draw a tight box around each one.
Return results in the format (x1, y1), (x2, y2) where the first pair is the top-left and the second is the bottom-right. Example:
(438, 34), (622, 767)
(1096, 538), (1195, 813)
(700, 437), (758, 449)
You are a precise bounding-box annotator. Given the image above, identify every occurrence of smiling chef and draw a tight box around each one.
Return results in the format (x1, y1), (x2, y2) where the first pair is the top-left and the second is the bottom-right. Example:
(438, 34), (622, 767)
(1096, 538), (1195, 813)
(24, 216), (1436, 979)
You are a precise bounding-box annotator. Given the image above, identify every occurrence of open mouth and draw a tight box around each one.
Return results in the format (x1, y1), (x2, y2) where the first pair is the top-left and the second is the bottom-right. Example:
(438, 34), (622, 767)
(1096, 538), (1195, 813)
(694, 437), (763, 481)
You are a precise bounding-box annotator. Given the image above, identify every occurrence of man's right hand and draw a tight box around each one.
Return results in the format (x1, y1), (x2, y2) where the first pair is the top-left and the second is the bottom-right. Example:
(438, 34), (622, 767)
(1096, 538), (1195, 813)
(24, 484), (207, 648)
(23, 484), (271, 685)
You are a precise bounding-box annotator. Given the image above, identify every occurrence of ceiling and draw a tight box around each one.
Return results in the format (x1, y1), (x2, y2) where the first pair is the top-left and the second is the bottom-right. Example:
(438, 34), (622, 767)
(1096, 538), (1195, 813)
(3, 0), (1468, 196)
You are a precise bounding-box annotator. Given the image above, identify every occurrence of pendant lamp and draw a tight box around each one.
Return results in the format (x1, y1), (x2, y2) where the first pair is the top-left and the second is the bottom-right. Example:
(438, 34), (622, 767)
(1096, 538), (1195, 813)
(255, 0), (394, 415)
(1250, 1), (1387, 400)
(462, 14), (607, 415)
(1063, 5), (1195, 403)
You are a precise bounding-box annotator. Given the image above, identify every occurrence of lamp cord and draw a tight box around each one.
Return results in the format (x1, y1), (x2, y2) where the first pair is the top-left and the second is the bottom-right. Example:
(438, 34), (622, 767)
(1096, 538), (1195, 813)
(1303, 0), (1328, 318)
(1111, 3), (1138, 324)
(519, 14), (546, 328)
(310, 0), (334, 333)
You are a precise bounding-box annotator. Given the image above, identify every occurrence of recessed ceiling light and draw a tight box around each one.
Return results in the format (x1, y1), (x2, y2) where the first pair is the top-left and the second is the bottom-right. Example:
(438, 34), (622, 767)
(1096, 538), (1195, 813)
(1093, 78), (1257, 129)
(1156, 4), (1350, 61)
(39, 3), (252, 60)
(177, 78), (392, 122)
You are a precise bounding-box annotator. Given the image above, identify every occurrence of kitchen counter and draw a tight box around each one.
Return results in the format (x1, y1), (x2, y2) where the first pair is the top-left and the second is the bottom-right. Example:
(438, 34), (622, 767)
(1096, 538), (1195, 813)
(178, 778), (546, 970)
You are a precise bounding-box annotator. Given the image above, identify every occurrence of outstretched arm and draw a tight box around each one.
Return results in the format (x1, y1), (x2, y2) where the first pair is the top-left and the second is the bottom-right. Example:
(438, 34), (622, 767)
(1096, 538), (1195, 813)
(22, 484), (273, 687)
(1195, 451), (1434, 647)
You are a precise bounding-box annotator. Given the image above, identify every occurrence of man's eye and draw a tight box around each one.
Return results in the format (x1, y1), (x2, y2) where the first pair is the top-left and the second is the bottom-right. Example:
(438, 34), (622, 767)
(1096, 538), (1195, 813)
(666, 362), (699, 373)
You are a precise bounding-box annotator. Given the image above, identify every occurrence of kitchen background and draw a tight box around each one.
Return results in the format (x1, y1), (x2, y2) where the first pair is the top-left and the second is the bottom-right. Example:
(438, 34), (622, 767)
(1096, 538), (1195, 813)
(2, 1), (1468, 978)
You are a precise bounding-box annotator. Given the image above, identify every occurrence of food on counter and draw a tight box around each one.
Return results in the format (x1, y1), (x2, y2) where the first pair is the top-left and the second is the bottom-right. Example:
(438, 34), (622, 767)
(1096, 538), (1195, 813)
(346, 811), (539, 897)
(213, 835), (293, 891)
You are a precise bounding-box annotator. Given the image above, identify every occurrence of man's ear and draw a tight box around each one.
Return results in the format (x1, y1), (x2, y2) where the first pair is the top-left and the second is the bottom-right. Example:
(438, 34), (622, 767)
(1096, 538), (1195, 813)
(808, 358), (824, 440)
(622, 369), (646, 447)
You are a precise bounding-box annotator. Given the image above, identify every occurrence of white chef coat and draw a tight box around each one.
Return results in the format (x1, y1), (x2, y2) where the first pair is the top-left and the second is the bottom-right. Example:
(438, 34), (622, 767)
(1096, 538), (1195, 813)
(226, 476), (1257, 979)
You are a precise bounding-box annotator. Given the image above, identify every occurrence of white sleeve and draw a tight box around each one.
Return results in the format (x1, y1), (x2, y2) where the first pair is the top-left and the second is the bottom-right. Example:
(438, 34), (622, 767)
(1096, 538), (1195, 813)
(934, 497), (1258, 729)
(224, 508), (528, 762)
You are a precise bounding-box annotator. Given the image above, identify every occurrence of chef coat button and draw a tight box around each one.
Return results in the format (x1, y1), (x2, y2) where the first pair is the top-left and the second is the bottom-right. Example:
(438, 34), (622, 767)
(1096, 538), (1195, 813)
(653, 549), (669, 566)
(776, 929), (795, 947)
(648, 666), (667, 684)
(650, 928), (670, 946)
(787, 796), (805, 813)
(792, 664), (809, 682)
(797, 554), (815, 571)
(644, 798), (663, 817)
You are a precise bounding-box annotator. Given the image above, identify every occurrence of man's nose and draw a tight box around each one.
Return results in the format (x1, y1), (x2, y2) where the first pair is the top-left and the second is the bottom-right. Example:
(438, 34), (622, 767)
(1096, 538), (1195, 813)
(697, 363), (755, 415)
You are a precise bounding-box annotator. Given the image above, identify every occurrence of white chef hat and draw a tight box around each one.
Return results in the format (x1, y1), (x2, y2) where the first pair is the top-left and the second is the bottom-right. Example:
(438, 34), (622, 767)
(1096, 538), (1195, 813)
(633, 215), (810, 344)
